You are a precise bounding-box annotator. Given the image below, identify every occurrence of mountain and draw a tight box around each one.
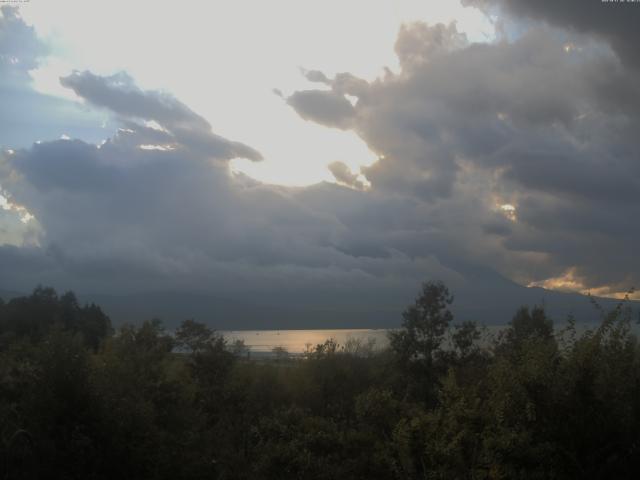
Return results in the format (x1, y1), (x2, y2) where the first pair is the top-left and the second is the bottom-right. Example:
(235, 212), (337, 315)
(80, 285), (638, 330)
(447, 265), (636, 326)
(3, 268), (637, 329)
(0, 290), (23, 302)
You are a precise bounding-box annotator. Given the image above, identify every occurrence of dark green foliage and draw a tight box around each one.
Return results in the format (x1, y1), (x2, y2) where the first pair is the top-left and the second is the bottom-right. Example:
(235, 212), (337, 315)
(452, 320), (482, 359)
(504, 305), (554, 349)
(388, 281), (455, 404)
(1, 284), (639, 479)
(389, 281), (454, 367)
(175, 318), (216, 353)
(0, 286), (112, 350)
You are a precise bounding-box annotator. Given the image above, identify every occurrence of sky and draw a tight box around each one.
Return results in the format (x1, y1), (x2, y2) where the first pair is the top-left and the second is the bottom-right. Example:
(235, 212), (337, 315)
(1, 0), (639, 324)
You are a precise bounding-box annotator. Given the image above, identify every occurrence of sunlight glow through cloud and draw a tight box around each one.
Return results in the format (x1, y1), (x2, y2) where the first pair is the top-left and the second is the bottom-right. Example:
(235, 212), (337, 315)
(528, 269), (639, 301)
(0, 193), (36, 225)
(499, 203), (517, 221)
(18, 0), (494, 186)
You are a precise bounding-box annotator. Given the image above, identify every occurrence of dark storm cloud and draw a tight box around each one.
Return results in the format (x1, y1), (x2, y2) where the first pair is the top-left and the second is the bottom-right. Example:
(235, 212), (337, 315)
(286, 19), (640, 295)
(13, 140), (117, 193)
(463, 0), (640, 67)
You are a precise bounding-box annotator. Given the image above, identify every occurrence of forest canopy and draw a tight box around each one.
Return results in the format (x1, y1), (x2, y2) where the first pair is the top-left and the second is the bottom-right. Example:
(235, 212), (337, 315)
(1, 282), (639, 479)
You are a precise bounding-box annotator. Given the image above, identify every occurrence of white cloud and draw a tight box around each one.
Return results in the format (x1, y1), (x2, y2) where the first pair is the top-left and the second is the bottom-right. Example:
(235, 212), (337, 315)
(18, 0), (493, 186)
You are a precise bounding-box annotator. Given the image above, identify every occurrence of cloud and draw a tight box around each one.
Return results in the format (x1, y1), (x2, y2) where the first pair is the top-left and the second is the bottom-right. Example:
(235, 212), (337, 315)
(286, 20), (640, 295)
(0, 6), (47, 86)
(61, 71), (262, 162)
(0, 7), (106, 150)
(327, 161), (365, 190)
(1, 69), (470, 314)
(287, 89), (356, 130)
(463, 0), (640, 68)
(61, 71), (210, 131)
(395, 21), (468, 70)
(1, 5), (639, 327)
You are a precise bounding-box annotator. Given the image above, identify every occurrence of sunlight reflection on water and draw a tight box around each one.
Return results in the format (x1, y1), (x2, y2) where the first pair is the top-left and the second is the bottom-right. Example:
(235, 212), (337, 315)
(221, 329), (390, 354)
(222, 322), (624, 354)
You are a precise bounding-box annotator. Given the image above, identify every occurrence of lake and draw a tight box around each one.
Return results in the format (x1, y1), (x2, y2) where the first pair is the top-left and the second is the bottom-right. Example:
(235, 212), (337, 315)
(221, 328), (390, 354)
(222, 321), (621, 355)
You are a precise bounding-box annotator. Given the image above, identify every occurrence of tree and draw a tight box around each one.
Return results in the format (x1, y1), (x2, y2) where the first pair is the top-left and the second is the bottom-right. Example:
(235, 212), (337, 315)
(389, 281), (454, 369)
(175, 318), (215, 354)
(78, 302), (112, 351)
(0, 287), (111, 350)
(500, 305), (553, 353)
(388, 281), (454, 404)
(451, 320), (482, 360)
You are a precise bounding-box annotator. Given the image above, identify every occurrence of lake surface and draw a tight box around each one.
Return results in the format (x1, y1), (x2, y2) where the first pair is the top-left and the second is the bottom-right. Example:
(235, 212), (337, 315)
(222, 328), (390, 354)
(222, 322), (623, 354)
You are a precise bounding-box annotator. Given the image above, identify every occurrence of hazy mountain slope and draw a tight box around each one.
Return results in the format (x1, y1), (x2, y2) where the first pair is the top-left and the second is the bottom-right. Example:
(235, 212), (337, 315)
(81, 284), (637, 330)
(3, 267), (636, 329)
